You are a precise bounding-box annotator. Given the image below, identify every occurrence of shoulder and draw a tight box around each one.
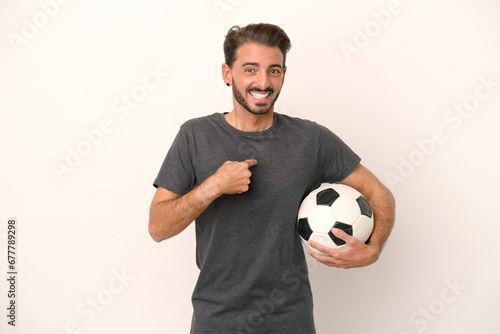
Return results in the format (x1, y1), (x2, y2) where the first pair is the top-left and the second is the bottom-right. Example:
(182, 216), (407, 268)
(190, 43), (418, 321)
(180, 113), (221, 131)
(277, 113), (353, 152)
(176, 113), (225, 139)
(277, 113), (318, 128)
(277, 113), (332, 138)
(277, 114), (321, 130)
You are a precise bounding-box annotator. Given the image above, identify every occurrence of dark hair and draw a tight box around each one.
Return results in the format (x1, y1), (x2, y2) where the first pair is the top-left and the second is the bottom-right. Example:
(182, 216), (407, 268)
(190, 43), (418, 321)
(223, 23), (292, 68)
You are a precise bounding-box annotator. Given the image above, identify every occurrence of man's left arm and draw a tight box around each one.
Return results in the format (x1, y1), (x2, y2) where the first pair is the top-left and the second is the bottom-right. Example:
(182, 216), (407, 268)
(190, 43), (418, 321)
(308, 164), (396, 269)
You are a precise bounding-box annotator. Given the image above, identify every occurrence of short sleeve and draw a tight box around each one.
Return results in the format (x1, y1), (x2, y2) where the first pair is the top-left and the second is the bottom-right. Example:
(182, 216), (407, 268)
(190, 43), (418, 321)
(316, 124), (361, 183)
(153, 125), (196, 196)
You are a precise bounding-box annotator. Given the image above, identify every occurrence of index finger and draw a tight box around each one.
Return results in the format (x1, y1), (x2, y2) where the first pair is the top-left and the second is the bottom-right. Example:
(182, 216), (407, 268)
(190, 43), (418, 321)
(308, 240), (337, 257)
(242, 159), (257, 167)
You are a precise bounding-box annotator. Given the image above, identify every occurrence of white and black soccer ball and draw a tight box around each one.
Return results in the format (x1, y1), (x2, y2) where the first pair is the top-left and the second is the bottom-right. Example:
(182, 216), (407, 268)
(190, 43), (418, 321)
(297, 183), (374, 251)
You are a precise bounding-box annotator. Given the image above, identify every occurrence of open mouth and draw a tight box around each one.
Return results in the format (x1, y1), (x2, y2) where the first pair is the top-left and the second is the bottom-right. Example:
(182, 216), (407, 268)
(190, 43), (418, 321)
(248, 91), (271, 101)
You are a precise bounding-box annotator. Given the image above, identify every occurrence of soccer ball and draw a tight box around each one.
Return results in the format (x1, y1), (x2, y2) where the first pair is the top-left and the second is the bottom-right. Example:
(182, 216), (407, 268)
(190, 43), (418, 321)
(297, 183), (374, 251)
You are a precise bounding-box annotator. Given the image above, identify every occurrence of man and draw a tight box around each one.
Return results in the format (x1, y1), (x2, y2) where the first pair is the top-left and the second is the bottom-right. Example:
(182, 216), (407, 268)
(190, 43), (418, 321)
(149, 23), (395, 334)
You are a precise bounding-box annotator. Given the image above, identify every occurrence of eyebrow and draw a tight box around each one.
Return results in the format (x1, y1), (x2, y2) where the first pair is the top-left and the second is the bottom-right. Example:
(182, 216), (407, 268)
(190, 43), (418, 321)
(241, 62), (283, 69)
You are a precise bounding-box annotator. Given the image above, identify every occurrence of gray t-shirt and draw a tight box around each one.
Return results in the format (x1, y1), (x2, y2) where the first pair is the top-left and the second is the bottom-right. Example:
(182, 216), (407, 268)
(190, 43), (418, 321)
(154, 112), (360, 334)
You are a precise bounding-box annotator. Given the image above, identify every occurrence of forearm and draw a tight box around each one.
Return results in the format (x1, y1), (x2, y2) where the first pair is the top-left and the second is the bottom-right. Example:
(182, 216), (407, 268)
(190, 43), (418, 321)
(312, 164), (395, 268)
(149, 178), (220, 242)
(149, 159), (257, 243)
(365, 185), (395, 254)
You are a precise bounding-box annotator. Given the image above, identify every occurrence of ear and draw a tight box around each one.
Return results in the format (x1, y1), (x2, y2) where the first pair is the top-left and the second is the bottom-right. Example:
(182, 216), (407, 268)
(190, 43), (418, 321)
(281, 66), (287, 86)
(222, 63), (232, 86)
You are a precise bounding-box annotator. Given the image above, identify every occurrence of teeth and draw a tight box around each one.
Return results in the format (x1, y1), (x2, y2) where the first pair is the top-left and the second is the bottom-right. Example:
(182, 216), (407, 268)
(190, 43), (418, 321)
(249, 92), (270, 100)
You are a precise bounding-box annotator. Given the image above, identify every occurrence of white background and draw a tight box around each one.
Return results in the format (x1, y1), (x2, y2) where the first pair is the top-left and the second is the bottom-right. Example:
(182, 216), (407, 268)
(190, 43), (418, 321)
(1, 0), (500, 333)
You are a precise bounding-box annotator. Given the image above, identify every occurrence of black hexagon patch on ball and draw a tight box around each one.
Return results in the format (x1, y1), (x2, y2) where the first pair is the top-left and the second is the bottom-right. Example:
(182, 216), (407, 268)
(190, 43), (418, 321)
(316, 188), (340, 206)
(297, 218), (313, 241)
(356, 196), (373, 218)
(328, 222), (353, 246)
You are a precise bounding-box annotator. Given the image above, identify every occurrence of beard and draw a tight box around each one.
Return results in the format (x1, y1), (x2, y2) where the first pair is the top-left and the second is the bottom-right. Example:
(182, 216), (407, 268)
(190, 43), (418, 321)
(232, 79), (282, 115)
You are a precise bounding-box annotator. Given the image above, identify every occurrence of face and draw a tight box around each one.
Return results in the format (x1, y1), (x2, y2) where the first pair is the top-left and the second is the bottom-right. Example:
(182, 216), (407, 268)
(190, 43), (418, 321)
(226, 43), (286, 115)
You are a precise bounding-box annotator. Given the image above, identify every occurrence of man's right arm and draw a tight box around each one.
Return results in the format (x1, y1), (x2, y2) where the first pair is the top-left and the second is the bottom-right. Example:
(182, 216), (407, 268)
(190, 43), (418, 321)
(148, 159), (257, 243)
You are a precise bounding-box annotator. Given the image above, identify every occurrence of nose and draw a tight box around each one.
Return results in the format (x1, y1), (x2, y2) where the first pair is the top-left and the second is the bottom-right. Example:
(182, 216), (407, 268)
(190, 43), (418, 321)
(255, 71), (271, 90)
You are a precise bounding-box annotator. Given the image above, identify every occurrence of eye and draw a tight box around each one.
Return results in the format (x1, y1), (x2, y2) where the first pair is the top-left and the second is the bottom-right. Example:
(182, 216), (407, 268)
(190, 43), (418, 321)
(245, 68), (255, 73)
(269, 69), (281, 75)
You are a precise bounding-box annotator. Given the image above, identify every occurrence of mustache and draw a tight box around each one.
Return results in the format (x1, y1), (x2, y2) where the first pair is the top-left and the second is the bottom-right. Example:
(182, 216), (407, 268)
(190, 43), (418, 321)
(247, 87), (274, 94)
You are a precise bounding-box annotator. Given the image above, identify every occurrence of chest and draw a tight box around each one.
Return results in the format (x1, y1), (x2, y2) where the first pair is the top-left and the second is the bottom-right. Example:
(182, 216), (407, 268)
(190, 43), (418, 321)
(191, 131), (317, 195)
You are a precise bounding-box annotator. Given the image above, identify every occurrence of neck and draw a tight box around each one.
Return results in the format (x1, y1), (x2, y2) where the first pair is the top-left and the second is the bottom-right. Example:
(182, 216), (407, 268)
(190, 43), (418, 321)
(225, 108), (275, 132)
